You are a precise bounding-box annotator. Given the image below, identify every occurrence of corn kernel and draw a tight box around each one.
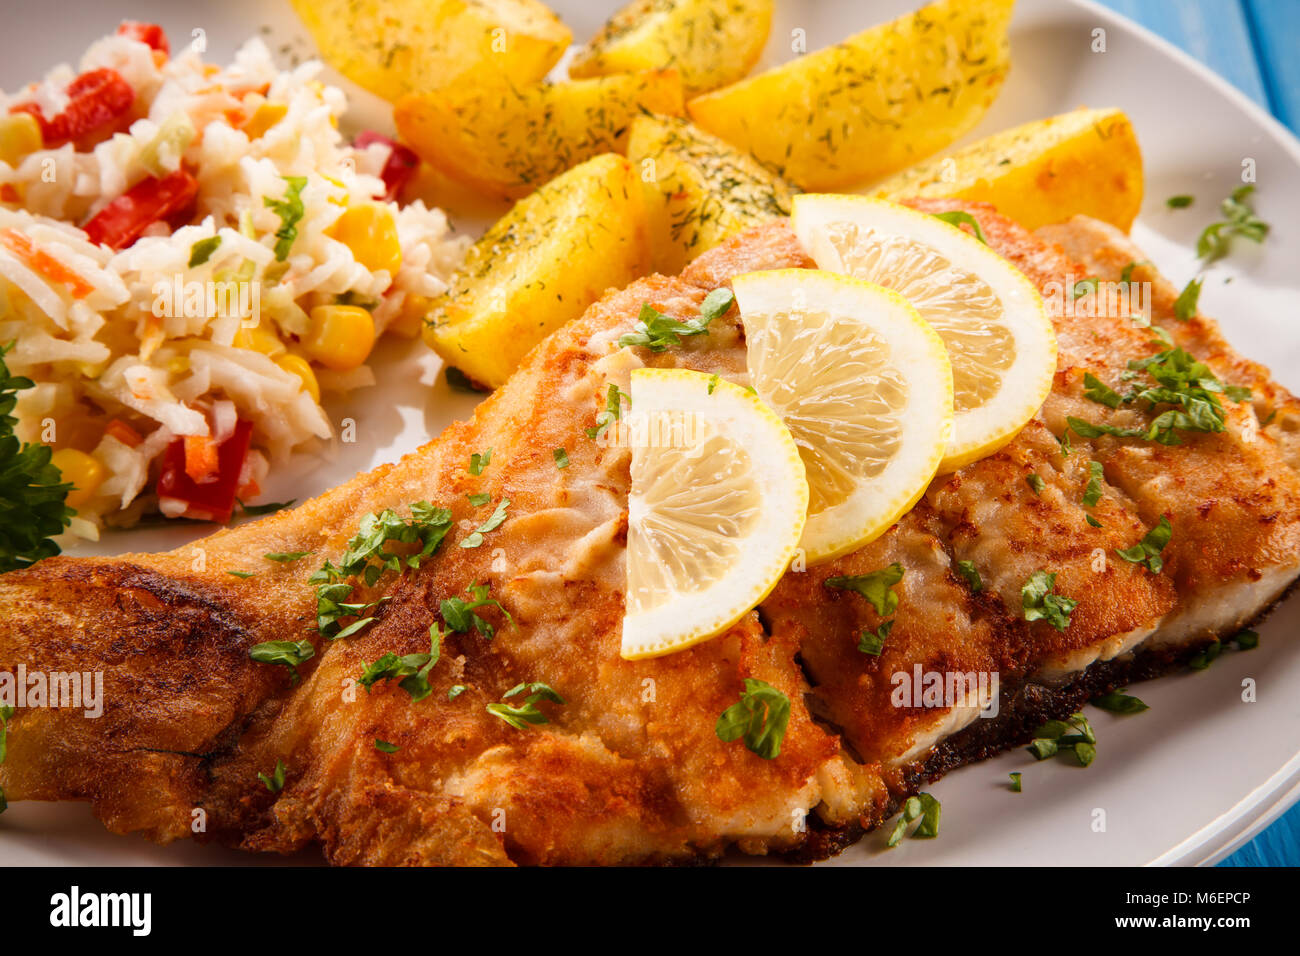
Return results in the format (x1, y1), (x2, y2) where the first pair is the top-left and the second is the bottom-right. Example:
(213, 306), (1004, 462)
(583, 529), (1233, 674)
(51, 448), (104, 509)
(388, 293), (431, 339)
(327, 204), (402, 275)
(0, 113), (42, 167)
(275, 353), (321, 403)
(303, 305), (375, 371)
(242, 102), (287, 140)
(233, 322), (286, 356)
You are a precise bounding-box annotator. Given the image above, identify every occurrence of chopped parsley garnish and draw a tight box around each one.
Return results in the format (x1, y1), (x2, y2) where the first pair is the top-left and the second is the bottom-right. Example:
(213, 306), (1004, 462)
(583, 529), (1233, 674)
(1071, 277), (1099, 299)
(1026, 712), (1096, 766)
(1189, 630), (1258, 670)
(1026, 473), (1045, 495)
(617, 287), (734, 352)
(459, 498), (509, 548)
(263, 175), (307, 261)
(1083, 372), (1124, 409)
(1055, 430), (1072, 459)
(1091, 689), (1149, 714)
(886, 793), (941, 846)
(955, 559), (982, 593)
(448, 684), (467, 700)
(1008, 772), (1022, 793)
(307, 502), (453, 638)
(1021, 570), (1077, 631)
(0, 343), (73, 572)
(374, 739), (399, 753)
(1067, 347), (1249, 446)
(440, 581), (513, 639)
(188, 235), (222, 267)
(358, 624), (442, 701)
(715, 678), (790, 760)
(258, 759), (287, 793)
(930, 210), (987, 244)
(707, 374), (720, 395)
(552, 447), (569, 469)
(487, 681), (565, 729)
(466, 492), (491, 507)
(1085, 514), (1103, 528)
(586, 383), (629, 440)
(1115, 515), (1172, 573)
(858, 619), (892, 656)
(1173, 276), (1202, 321)
(1083, 460), (1104, 508)
(1118, 260), (1147, 285)
(1166, 195), (1194, 209)
(264, 550), (312, 562)
(1196, 184), (1268, 263)
(825, 563), (905, 617)
(226, 570), (256, 579)
(1232, 629), (1260, 650)
(249, 639), (315, 684)
(468, 447), (492, 476)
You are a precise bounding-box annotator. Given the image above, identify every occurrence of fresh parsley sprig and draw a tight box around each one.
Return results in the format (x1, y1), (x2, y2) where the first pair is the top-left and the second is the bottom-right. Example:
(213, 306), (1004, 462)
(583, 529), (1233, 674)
(1021, 570), (1077, 631)
(886, 793), (942, 846)
(617, 287), (734, 352)
(249, 639), (315, 684)
(358, 624), (442, 702)
(715, 678), (791, 759)
(487, 681), (565, 729)
(0, 343), (74, 572)
(1115, 515), (1172, 573)
(440, 581), (514, 639)
(1026, 712), (1096, 766)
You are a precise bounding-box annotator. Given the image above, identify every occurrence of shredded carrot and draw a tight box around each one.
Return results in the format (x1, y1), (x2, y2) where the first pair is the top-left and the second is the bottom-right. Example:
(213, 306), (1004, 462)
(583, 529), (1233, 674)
(184, 434), (220, 482)
(105, 419), (143, 448)
(0, 184), (19, 203)
(237, 479), (261, 499)
(0, 227), (94, 298)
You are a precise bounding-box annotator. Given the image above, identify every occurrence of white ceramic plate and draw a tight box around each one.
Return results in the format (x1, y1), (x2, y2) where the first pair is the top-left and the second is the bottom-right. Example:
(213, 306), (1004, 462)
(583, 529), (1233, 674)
(2, 0), (1299, 866)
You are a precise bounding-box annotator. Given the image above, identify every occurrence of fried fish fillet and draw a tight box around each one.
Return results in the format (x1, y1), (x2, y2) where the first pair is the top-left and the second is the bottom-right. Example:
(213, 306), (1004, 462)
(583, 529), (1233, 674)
(1, 204), (1297, 865)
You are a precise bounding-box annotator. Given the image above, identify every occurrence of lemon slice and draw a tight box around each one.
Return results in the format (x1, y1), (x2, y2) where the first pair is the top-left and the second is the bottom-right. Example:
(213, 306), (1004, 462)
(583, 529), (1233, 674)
(622, 368), (808, 659)
(791, 195), (1056, 473)
(732, 269), (954, 565)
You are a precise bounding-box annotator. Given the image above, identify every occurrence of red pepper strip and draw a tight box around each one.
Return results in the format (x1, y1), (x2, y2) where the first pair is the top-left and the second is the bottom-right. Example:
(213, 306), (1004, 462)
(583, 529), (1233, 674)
(82, 168), (199, 250)
(354, 131), (419, 202)
(9, 68), (135, 149)
(0, 227), (95, 298)
(156, 419), (253, 524)
(116, 21), (170, 57)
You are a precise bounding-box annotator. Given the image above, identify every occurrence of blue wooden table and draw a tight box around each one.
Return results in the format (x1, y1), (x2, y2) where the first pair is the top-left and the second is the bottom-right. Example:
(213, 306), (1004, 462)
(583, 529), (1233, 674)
(1096, 0), (1300, 868)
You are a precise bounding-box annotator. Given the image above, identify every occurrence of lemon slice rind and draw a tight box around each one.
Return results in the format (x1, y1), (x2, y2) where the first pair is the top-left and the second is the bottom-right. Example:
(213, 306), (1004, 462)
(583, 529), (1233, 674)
(791, 194), (1056, 473)
(621, 368), (808, 660)
(733, 269), (954, 565)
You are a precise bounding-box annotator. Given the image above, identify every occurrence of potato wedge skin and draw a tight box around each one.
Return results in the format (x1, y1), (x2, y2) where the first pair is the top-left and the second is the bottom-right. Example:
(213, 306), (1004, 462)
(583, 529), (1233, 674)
(686, 0), (1013, 190)
(570, 0), (774, 98)
(875, 108), (1144, 233)
(425, 154), (651, 388)
(291, 0), (571, 102)
(627, 114), (795, 273)
(396, 71), (685, 200)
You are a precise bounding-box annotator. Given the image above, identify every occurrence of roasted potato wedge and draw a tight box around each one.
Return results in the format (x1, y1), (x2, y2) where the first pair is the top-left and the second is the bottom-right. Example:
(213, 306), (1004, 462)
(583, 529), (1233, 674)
(396, 71), (685, 199)
(686, 0), (1013, 190)
(874, 107), (1144, 232)
(425, 154), (651, 388)
(290, 0), (571, 102)
(626, 113), (795, 273)
(570, 0), (774, 98)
